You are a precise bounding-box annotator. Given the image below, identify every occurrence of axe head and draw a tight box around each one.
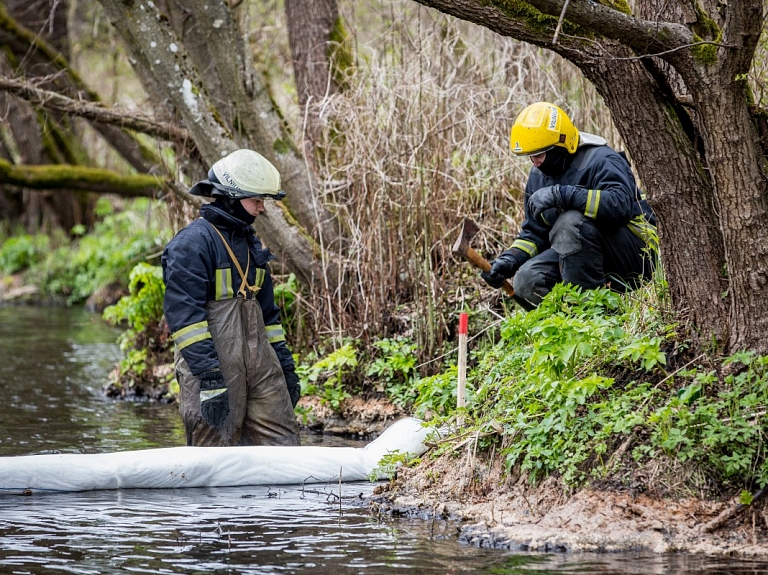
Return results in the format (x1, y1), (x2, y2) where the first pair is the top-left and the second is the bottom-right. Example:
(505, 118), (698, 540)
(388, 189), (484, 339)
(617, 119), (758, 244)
(451, 218), (480, 257)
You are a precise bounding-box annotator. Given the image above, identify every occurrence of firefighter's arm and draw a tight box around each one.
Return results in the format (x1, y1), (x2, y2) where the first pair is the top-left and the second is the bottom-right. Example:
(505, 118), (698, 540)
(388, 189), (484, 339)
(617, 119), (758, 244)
(161, 228), (220, 376)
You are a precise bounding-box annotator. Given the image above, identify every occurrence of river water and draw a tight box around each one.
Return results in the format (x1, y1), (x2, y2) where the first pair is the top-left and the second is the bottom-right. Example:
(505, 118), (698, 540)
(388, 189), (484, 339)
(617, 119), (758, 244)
(1, 305), (767, 574)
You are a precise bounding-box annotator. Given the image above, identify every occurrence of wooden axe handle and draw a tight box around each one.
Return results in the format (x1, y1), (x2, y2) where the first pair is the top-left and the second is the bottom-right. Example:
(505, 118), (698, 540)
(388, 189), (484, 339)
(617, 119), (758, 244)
(464, 246), (516, 297)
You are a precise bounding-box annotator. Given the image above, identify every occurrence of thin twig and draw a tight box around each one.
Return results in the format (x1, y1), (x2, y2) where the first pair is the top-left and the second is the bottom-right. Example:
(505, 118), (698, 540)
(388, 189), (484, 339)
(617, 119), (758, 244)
(552, 0), (571, 45)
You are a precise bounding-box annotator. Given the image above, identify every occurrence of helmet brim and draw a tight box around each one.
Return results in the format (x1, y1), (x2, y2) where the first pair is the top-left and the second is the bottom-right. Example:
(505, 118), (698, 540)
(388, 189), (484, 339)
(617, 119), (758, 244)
(209, 180), (286, 200)
(513, 145), (556, 158)
(189, 180), (215, 197)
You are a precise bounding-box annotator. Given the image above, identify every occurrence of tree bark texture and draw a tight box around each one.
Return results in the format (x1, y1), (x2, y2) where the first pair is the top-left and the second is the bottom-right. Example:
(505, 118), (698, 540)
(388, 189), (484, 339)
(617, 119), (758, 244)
(285, 0), (339, 156)
(97, 0), (340, 291)
(412, 0), (768, 354)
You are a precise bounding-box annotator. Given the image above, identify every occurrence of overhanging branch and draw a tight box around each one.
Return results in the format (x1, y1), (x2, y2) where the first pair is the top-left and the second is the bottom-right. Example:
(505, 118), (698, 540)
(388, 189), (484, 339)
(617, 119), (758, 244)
(0, 75), (189, 142)
(521, 0), (693, 55)
(414, 0), (695, 62)
(0, 157), (163, 196)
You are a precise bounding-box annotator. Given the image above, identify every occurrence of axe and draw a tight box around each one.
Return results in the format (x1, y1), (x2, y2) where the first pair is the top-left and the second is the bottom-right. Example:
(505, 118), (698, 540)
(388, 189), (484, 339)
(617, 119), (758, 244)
(452, 218), (515, 297)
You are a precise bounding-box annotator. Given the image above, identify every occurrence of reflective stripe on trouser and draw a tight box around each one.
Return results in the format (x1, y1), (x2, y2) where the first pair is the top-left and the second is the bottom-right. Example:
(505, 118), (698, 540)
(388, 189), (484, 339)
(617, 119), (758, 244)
(175, 297), (300, 447)
(513, 210), (655, 307)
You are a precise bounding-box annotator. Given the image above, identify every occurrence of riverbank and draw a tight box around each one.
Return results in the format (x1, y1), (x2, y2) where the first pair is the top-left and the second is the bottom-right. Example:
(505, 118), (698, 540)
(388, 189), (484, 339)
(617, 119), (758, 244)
(370, 442), (768, 557)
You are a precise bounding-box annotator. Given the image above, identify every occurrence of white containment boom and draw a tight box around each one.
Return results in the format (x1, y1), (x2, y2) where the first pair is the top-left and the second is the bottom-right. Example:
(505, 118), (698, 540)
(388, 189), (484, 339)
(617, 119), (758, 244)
(0, 418), (430, 494)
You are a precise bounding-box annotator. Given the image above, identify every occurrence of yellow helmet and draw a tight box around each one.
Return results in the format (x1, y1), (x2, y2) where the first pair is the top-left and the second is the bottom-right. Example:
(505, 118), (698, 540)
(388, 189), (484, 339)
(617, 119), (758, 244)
(509, 102), (579, 156)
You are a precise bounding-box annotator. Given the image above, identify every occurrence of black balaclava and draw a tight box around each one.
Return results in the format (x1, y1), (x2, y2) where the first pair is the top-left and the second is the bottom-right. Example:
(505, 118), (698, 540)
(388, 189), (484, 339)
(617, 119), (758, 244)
(213, 197), (256, 225)
(537, 146), (573, 178)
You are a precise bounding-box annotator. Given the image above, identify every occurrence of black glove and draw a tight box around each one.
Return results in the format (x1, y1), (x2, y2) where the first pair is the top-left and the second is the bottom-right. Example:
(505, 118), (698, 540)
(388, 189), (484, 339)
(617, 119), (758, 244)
(528, 185), (563, 225)
(198, 370), (230, 428)
(283, 368), (301, 408)
(480, 254), (520, 289)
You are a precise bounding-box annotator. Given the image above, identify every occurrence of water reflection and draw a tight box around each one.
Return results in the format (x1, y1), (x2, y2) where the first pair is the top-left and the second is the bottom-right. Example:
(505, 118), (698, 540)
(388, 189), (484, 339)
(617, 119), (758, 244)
(0, 305), (186, 455)
(0, 484), (515, 574)
(1, 305), (768, 574)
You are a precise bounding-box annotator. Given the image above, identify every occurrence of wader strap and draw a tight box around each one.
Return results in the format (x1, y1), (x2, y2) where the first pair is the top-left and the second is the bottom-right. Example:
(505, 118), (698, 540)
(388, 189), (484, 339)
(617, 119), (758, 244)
(205, 221), (260, 298)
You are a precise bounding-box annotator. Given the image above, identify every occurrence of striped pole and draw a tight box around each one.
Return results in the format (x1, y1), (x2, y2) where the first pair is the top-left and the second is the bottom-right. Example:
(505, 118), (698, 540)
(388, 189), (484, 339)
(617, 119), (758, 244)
(457, 312), (468, 426)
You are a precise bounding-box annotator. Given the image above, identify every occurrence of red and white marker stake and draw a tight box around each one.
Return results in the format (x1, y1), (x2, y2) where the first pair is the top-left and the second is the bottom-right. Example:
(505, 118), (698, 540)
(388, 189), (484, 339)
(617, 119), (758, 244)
(457, 312), (468, 426)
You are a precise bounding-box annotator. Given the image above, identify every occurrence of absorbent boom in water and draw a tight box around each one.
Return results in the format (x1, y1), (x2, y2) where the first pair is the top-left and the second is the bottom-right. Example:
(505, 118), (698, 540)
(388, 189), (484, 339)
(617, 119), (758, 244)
(0, 418), (430, 494)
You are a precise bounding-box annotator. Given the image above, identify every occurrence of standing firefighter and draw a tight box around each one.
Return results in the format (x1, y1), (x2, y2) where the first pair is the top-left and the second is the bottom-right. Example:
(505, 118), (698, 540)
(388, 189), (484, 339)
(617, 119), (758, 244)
(162, 149), (301, 447)
(481, 102), (657, 309)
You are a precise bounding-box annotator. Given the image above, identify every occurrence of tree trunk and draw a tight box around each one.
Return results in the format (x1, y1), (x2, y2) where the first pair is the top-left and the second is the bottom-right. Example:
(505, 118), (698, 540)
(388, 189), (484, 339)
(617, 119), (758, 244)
(285, 0), (339, 159)
(411, 0), (768, 355)
(154, 0), (339, 251)
(579, 53), (730, 348)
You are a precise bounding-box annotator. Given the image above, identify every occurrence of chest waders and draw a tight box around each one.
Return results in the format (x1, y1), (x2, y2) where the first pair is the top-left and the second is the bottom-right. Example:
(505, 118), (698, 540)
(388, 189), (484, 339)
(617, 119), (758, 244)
(175, 222), (300, 447)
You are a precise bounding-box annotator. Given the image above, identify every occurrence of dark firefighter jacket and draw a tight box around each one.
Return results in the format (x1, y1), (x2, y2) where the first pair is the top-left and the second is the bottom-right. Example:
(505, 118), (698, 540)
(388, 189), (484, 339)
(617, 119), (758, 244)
(161, 204), (295, 378)
(502, 134), (657, 267)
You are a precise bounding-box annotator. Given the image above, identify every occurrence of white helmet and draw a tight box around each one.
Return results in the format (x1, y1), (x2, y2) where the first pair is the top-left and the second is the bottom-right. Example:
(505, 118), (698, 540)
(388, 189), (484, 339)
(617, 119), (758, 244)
(189, 149), (285, 199)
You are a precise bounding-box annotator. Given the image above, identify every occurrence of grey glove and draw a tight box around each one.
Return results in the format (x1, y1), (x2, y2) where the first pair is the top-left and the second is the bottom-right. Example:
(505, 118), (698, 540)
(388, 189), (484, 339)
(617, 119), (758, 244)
(481, 254), (520, 289)
(283, 369), (301, 408)
(528, 185), (563, 225)
(198, 370), (229, 428)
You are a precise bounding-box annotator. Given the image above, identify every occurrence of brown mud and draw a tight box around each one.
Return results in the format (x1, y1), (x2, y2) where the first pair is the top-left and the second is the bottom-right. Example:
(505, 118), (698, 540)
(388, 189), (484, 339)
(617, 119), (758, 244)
(370, 445), (768, 557)
(297, 395), (405, 436)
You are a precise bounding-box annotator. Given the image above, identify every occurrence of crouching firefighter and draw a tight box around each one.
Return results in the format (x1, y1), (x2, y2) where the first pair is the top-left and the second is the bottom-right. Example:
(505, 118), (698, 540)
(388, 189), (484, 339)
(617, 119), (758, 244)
(162, 149), (301, 446)
(481, 102), (658, 309)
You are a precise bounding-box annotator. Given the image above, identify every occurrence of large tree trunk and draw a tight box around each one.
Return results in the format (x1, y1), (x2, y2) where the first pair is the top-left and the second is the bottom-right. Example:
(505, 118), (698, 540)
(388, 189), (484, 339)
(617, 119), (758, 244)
(96, 0), (341, 291)
(411, 0), (768, 355)
(580, 54), (730, 348)
(285, 0), (340, 160)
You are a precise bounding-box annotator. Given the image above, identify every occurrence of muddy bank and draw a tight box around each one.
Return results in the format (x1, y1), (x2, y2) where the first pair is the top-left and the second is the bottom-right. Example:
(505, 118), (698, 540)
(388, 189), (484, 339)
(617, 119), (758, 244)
(370, 448), (768, 557)
(298, 396), (406, 436)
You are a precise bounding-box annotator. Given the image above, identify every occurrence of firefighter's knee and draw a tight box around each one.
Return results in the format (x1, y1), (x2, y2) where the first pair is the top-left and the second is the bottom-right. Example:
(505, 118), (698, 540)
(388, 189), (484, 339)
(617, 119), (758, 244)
(550, 210), (588, 257)
(513, 261), (544, 306)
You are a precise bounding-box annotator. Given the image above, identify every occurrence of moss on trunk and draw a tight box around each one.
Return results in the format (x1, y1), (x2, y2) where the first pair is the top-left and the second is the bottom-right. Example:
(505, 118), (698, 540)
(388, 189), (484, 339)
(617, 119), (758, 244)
(0, 158), (162, 197)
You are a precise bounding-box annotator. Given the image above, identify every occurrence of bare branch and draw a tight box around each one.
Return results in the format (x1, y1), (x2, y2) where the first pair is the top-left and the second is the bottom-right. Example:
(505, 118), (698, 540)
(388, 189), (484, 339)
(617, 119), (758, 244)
(0, 75), (189, 142)
(552, 0), (570, 45)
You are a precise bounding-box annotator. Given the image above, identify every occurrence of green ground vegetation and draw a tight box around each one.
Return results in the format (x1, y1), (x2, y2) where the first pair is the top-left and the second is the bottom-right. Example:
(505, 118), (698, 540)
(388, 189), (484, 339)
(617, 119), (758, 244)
(0, 197), (168, 305)
(96, 218), (768, 498)
(416, 282), (768, 498)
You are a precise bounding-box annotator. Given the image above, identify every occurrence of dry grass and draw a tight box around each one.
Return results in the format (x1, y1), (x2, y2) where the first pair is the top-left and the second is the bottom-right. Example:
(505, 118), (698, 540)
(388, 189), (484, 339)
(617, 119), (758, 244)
(288, 1), (621, 359)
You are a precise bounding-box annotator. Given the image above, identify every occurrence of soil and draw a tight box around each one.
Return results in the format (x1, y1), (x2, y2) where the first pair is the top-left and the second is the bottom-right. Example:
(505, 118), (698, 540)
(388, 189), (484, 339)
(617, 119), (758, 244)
(369, 443), (768, 558)
(298, 395), (406, 437)
(243, 396), (768, 557)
